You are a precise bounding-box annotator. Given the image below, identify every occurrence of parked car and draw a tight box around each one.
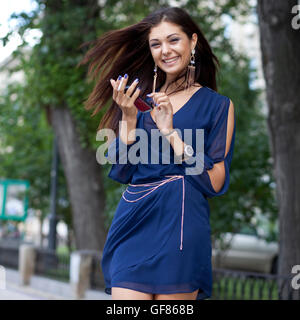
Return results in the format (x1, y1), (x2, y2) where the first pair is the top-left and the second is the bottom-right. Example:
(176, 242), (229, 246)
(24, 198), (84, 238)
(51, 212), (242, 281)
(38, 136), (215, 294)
(212, 225), (278, 274)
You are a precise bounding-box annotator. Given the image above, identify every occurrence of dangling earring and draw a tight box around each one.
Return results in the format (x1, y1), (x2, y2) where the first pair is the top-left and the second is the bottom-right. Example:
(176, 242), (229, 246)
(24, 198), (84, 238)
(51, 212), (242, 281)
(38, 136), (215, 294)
(152, 64), (157, 93)
(185, 48), (195, 91)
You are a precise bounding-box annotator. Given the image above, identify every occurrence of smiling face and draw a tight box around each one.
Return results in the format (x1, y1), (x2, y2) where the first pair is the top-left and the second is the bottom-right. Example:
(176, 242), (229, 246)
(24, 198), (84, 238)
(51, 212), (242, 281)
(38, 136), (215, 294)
(148, 21), (197, 85)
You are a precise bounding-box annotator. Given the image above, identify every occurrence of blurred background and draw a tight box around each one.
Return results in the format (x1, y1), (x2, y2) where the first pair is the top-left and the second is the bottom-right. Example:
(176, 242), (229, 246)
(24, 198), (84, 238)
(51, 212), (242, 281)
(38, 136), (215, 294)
(0, 0), (299, 300)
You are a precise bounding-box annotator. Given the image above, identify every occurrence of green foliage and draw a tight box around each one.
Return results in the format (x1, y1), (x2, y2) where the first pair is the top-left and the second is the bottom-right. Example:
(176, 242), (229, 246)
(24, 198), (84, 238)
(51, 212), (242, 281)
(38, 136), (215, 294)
(0, 82), (52, 214)
(0, 81), (72, 230)
(211, 52), (278, 241)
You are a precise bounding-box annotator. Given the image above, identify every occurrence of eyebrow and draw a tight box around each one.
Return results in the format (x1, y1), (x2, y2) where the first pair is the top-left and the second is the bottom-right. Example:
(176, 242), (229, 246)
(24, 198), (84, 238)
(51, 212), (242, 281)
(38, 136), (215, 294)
(149, 33), (180, 42)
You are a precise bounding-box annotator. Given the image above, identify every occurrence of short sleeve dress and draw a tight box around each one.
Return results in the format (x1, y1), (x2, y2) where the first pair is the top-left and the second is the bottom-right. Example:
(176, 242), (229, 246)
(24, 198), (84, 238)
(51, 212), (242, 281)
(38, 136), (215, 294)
(101, 86), (236, 300)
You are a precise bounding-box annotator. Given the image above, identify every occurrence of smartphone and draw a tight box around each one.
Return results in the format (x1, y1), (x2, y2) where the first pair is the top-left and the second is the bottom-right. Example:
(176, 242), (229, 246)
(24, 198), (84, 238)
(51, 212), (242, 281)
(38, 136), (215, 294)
(124, 85), (153, 113)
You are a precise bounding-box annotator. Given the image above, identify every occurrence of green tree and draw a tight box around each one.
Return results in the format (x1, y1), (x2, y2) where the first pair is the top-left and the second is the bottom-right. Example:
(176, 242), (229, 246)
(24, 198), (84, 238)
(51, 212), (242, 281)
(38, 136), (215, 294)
(0, 80), (73, 248)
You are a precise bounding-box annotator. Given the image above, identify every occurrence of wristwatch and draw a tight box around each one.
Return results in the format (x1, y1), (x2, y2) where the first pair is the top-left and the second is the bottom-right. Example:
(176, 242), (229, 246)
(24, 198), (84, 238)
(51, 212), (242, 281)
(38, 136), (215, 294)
(182, 144), (194, 160)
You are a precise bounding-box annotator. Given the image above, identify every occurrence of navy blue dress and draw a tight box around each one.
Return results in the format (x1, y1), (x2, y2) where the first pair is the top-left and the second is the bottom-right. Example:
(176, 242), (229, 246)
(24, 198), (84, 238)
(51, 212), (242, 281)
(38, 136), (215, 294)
(101, 86), (236, 300)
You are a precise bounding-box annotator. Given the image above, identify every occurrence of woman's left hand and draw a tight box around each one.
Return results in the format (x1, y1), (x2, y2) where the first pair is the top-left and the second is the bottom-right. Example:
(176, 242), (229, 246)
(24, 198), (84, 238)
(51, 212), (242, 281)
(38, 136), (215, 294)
(147, 92), (174, 134)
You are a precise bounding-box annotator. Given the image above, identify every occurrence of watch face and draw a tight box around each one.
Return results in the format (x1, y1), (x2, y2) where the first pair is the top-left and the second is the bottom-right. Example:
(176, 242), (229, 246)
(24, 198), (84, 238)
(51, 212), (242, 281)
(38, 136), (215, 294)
(185, 145), (194, 157)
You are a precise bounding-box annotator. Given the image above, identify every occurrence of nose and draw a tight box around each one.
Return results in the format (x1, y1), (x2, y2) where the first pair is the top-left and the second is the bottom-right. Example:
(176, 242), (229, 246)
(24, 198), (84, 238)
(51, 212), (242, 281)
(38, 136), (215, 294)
(161, 42), (172, 56)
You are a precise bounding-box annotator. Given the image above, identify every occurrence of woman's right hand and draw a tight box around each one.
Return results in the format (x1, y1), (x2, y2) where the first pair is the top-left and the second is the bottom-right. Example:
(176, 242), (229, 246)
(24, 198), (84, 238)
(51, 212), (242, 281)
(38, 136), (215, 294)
(110, 75), (140, 119)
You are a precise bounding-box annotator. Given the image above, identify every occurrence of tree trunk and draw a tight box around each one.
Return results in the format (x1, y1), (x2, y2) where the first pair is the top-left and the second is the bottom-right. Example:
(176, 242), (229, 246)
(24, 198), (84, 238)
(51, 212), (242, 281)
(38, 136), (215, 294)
(50, 107), (107, 251)
(257, 0), (300, 299)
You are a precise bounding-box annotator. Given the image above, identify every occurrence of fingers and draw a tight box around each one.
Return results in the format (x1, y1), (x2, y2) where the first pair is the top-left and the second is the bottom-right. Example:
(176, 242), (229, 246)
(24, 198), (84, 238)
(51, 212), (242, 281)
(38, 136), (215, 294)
(110, 77), (122, 101)
(153, 95), (169, 108)
(116, 75), (128, 99)
(156, 96), (168, 105)
(130, 85), (141, 103)
(151, 94), (173, 115)
(110, 79), (116, 99)
(110, 79), (115, 87)
(110, 75), (139, 100)
(126, 77), (139, 97)
(110, 75), (141, 111)
(147, 92), (167, 106)
(110, 75), (127, 101)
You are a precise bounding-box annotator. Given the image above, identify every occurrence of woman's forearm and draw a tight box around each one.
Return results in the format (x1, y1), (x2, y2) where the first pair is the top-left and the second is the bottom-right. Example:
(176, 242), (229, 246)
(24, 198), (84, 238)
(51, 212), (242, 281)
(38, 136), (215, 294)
(119, 114), (137, 145)
(165, 130), (225, 192)
(164, 130), (186, 158)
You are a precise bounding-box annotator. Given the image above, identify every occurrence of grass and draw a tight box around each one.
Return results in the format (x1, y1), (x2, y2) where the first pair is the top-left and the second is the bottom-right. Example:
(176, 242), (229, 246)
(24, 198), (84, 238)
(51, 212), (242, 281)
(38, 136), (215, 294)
(41, 245), (71, 282)
(212, 275), (280, 300)
(56, 244), (74, 256)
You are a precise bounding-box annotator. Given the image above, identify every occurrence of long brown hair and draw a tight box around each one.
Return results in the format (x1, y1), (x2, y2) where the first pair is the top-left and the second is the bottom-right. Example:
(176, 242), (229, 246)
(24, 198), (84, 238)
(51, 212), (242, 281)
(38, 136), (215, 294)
(77, 7), (220, 135)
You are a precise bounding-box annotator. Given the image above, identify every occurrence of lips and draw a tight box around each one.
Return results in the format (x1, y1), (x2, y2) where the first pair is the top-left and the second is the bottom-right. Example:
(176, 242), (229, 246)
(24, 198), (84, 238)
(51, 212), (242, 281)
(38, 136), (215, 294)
(163, 56), (179, 64)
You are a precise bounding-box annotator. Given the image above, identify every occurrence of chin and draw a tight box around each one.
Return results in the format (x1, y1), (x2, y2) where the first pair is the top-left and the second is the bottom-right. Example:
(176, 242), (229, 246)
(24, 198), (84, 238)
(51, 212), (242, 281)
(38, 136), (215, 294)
(163, 67), (185, 75)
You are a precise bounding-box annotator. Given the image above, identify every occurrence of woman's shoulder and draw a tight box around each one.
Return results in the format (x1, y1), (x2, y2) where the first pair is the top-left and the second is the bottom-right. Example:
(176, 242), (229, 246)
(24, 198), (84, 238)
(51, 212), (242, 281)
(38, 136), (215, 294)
(204, 86), (230, 103)
(203, 86), (232, 115)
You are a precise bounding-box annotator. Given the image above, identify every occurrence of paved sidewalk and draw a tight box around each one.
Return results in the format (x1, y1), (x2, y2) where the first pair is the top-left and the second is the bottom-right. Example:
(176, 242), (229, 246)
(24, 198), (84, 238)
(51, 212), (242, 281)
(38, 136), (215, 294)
(0, 267), (111, 300)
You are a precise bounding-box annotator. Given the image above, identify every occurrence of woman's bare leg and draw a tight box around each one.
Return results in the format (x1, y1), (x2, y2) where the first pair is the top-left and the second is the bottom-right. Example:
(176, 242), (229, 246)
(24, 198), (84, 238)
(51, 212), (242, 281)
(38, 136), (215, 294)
(154, 289), (199, 300)
(111, 287), (154, 300)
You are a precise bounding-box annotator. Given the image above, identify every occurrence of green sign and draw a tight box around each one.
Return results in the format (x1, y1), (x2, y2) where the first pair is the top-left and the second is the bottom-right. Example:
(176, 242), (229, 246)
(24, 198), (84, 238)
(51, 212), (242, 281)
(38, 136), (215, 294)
(0, 179), (30, 221)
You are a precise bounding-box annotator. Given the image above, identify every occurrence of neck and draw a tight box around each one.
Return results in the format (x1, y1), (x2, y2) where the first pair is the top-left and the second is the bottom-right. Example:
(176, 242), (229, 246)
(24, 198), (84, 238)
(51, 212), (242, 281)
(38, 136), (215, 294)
(163, 73), (186, 93)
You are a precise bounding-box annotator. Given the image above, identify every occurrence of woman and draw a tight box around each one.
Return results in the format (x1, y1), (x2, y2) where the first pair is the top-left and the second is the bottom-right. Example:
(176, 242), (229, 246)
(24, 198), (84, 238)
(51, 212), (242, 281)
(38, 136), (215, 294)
(79, 7), (235, 300)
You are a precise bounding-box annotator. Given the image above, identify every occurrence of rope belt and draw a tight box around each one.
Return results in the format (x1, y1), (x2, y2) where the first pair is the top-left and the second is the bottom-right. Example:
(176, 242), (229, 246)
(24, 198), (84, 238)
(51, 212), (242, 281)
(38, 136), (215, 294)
(122, 175), (185, 251)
